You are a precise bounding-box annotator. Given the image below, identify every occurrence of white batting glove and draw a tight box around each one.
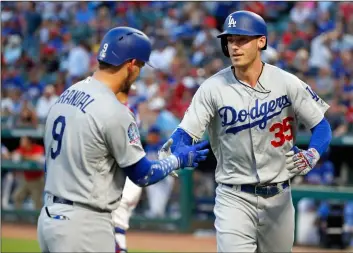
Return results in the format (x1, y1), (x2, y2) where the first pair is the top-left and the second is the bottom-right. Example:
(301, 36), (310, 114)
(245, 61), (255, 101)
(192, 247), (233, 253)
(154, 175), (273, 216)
(285, 146), (320, 176)
(158, 139), (179, 178)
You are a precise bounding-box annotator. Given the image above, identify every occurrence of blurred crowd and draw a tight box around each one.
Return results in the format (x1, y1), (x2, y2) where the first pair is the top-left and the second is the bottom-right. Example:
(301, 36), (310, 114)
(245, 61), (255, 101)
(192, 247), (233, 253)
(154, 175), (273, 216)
(1, 1), (353, 237)
(1, 1), (353, 137)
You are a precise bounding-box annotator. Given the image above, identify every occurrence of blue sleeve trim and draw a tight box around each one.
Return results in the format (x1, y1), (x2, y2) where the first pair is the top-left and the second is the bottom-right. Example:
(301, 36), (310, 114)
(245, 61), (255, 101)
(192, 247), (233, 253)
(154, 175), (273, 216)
(170, 128), (193, 153)
(309, 118), (332, 156)
(122, 156), (178, 187)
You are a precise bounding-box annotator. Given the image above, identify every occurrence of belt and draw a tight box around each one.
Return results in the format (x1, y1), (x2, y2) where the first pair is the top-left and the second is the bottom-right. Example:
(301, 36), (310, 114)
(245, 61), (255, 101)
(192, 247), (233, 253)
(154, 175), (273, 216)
(53, 196), (74, 205)
(46, 195), (110, 213)
(221, 180), (290, 196)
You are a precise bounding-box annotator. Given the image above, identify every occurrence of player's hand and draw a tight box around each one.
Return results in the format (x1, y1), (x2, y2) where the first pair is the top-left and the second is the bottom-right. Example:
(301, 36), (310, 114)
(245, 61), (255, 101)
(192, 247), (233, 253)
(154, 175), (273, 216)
(172, 140), (209, 169)
(158, 139), (173, 160)
(158, 139), (178, 178)
(285, 146), (320, 176)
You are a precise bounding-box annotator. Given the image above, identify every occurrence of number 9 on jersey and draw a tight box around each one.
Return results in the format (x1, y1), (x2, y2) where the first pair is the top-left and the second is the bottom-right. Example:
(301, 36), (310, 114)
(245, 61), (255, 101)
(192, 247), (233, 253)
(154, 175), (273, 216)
(51, 116), (66, 159)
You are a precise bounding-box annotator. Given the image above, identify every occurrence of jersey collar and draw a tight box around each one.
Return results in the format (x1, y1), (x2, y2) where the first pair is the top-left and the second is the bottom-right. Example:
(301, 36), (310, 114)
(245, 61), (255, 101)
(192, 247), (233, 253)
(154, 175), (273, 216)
(231, 62), (271, 95)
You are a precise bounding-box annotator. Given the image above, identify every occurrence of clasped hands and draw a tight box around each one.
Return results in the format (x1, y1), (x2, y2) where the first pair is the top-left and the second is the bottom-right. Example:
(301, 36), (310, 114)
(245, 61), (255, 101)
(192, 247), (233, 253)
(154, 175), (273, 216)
(158, 139), (209, 178)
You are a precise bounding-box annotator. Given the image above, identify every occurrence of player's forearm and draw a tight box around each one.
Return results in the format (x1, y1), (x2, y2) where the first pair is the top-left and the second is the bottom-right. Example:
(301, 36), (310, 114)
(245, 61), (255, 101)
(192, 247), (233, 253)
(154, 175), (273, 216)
(122, 156), (179, 187)
(309, 118), (332, 156)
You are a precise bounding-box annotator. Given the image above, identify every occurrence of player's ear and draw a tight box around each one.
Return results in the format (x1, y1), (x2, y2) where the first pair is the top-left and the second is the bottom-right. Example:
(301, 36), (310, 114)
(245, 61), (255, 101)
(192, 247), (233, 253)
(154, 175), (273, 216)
(258, 36), (266, 50)
(127, 60), (136, 73)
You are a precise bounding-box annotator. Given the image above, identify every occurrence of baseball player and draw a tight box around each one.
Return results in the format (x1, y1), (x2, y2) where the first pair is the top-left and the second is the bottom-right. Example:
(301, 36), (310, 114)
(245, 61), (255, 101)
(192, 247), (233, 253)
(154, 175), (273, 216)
(37, 26), (209, 252)
(160, 11), (332, 252)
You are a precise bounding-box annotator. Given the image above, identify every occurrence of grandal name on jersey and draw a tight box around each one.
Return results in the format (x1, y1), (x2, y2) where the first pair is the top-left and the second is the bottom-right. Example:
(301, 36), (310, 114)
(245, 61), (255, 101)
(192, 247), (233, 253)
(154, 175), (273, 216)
(56, 89), (95, 114)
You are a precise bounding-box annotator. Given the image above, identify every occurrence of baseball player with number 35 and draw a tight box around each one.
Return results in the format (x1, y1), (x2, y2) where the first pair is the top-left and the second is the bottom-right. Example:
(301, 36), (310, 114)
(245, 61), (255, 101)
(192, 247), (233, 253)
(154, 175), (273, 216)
(159, 11), (332, 252)
(37, 26), (209, 252)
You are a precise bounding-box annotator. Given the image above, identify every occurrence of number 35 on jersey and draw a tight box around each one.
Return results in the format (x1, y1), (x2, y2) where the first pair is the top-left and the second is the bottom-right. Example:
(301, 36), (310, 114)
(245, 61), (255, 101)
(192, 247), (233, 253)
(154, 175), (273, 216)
(269, 117), (294, 148)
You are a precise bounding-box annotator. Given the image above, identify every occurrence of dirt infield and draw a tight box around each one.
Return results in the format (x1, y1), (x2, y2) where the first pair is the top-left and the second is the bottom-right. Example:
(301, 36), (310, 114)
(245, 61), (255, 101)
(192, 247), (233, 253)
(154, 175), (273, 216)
(2, 223), (351, 252)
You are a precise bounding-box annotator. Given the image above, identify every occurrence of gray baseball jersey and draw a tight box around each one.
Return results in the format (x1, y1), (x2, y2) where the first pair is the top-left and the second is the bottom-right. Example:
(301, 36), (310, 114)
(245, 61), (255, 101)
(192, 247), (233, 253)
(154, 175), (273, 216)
(44, 76), (145, 212)
(179, 63), (329, 185)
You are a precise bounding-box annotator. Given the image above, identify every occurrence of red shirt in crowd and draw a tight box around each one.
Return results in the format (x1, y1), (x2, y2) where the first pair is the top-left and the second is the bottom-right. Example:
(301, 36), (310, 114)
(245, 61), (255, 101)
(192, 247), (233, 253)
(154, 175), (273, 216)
(16, 144), (45, 181)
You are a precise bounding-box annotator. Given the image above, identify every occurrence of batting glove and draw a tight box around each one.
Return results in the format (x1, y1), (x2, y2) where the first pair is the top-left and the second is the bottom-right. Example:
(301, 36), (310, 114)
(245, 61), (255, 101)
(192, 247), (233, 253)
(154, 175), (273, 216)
(172, 140), (209, 169)
(158, 139), (178, 178)
(285, 146), (320, 176)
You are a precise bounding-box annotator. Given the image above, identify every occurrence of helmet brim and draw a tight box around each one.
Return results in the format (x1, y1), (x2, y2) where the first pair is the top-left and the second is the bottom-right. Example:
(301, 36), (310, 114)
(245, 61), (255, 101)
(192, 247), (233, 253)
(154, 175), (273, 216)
(146, 61), (156, 69)
(217, 29), (266, 38)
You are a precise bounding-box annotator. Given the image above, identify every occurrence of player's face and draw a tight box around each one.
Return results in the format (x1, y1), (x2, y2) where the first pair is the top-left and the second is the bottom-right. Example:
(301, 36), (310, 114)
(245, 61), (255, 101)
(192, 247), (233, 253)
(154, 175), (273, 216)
(227, 35), (266, 68)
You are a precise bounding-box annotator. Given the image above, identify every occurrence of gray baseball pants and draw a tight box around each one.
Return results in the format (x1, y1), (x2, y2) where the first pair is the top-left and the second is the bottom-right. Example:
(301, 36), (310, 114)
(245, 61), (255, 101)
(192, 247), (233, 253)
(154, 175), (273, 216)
(214, 183), (295, 252)
(37, 194), (115, 252)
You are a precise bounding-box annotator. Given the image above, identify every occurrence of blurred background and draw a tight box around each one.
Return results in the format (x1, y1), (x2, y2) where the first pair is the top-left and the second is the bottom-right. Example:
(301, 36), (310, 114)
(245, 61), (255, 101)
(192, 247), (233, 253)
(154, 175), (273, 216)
(1, 1), (353, 251)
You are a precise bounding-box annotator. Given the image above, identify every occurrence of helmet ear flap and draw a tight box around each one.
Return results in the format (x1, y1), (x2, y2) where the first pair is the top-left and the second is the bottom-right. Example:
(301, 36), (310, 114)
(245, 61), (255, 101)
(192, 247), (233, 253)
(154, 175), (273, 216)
(221, 37), (230, 58)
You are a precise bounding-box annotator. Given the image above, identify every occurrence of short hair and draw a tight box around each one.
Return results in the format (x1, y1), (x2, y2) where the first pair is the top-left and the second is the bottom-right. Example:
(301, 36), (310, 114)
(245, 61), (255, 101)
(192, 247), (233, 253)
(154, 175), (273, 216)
(98, 60), (124, 73)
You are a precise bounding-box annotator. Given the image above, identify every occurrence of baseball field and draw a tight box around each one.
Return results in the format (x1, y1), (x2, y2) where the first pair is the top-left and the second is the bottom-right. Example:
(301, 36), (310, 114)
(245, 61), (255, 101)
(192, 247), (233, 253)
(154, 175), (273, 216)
(2, 222), (352, 252)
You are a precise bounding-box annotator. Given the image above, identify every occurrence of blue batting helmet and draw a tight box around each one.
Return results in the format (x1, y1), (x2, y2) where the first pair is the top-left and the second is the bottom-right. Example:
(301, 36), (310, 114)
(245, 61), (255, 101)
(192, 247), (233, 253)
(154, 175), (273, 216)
(217, 11), (268, 57)
(97, 26), (152, 66)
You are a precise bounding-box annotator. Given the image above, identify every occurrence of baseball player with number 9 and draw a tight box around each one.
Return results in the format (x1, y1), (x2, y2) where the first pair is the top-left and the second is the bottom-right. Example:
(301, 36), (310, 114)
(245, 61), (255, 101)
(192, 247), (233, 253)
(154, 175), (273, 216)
(159, 11), (332, 252)
(37, 26), (209, 252)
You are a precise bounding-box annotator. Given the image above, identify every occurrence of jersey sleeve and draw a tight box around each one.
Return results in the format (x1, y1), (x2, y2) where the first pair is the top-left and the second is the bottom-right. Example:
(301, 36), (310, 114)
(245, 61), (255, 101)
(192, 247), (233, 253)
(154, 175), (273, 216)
(287, 77), (330, 129)
(104, 110), (146, 168)
(179, 84), (216, 139)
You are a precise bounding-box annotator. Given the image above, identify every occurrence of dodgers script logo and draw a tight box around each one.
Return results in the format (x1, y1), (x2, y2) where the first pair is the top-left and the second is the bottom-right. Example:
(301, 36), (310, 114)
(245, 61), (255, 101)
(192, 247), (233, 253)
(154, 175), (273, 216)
(218, 95), (292, 134)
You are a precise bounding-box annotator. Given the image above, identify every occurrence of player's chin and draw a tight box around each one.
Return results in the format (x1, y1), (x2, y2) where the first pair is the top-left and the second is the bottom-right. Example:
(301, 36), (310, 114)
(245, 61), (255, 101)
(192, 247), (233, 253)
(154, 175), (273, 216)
(231, 60), (247, 68)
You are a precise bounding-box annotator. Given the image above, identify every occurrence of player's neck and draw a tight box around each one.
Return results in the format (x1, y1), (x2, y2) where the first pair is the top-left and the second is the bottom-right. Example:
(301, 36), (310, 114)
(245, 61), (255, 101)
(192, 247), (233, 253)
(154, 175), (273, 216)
(116, 92), (129, 104)
(233, 59), (263, 88)
(92, 70), (125, 94)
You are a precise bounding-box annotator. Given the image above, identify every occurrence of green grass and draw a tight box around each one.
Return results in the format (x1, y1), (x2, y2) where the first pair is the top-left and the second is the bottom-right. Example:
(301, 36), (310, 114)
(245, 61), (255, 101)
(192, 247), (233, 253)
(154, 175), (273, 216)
(2, 238), (40, 252)
(1, 238), (160, 252)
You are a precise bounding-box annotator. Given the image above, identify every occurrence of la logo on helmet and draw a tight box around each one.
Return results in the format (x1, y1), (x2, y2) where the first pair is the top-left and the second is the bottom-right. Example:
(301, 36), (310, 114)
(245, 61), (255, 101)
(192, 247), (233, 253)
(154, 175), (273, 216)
(228, 16), (236, 28)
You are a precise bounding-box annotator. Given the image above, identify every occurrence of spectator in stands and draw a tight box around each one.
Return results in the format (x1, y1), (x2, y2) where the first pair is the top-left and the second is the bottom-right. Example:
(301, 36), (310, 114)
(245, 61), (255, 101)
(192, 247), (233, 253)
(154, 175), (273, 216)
(36, 85), (59, 123)
(1, 144), (14, 210)
(315, 67), (335, 101)
(15, 99), (38, 128)
(39, 45), (60, 84)
(3, 34), (22, 65)
(147, 97), (180, 140)
(12, 136), (45, 210)
(330, 23), (353, 52)
(6, 87), (23, 117)
(289, 2), (314, 28)
(168, 77), (197, 119)
(25, 68), (44, 104)
(342, 74), (353, 106)
(2, 66), (24, 91)
(308, 30), (336, 73)
(1, 88), (14, 118)
(281, 21), (307, 51)
(75, 2), (95, 25)
(135, 67), (159, 100)
(316, 10), (335, 34)
(23, 2), (42, 60)
(325, 98), (349, 137)
(67, 40), (91, 80)
(149, 39), (177, 73)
